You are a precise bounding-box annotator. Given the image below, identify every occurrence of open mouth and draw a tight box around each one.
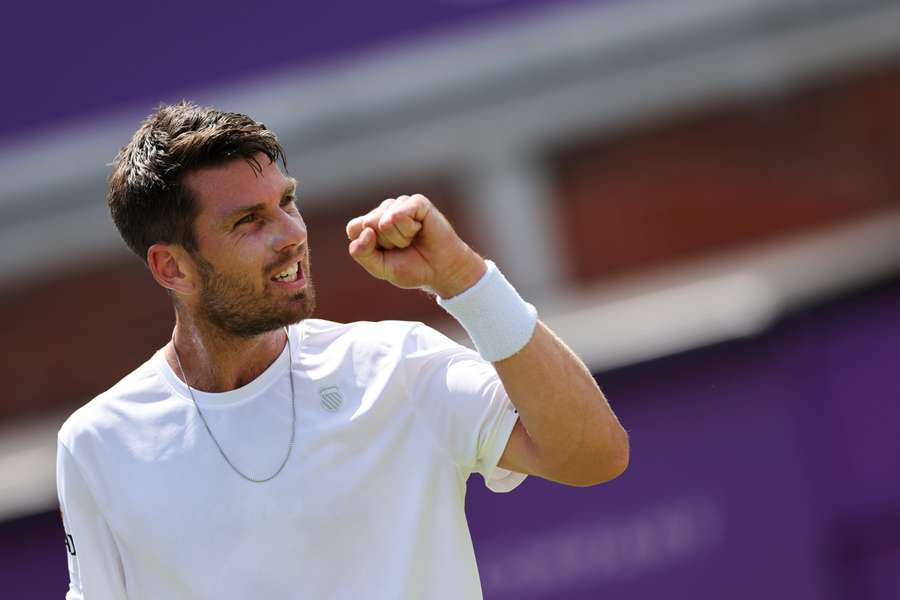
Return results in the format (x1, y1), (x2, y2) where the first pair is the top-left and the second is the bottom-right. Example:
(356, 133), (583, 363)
(271, 262), (301, 283)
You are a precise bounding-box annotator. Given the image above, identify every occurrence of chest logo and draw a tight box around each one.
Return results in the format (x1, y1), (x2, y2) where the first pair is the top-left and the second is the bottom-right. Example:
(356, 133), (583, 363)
(319, 386), (344, 412)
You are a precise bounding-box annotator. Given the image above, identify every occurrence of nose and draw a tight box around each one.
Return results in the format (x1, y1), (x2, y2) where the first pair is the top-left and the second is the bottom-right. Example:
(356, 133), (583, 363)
(274, 210), (307, 253)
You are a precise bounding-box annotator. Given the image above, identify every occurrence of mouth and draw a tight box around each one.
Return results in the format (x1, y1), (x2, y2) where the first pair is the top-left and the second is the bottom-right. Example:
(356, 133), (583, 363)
(270, 260), (305, 287)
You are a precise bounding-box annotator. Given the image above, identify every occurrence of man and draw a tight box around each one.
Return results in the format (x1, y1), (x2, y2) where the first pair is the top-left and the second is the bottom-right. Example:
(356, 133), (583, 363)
(56, 101), (628, 599)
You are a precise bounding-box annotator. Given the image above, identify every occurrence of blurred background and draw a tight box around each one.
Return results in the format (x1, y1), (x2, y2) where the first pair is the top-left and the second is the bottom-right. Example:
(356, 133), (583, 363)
(2, 0), (899, 597)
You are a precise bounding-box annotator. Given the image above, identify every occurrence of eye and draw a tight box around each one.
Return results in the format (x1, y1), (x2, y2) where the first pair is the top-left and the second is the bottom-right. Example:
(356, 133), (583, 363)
(281, 195), (298, 210)
(234, 213), (257, 228)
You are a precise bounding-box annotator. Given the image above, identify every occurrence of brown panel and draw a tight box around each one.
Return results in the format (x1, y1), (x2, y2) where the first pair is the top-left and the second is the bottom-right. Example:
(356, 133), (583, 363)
(9, 65), (900, 424)
(553, 65), (900, 283)
(300, 180), (475, 326)
(0, 259), (172, 422)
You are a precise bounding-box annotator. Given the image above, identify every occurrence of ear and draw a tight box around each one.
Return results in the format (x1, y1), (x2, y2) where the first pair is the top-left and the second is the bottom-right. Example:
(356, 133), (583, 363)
(147, 243), (196, 296)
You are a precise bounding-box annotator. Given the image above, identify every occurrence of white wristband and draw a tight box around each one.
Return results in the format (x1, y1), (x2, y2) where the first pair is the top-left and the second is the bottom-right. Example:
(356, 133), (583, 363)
(437, 260), (538, 362)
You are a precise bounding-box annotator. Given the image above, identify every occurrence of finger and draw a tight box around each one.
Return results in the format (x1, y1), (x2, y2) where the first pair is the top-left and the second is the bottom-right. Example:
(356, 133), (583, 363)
(375, 230), (396, 250)
(348, 226), (376, 258)
(348, 227), (386, 278)
(346, 216), (365, 241)
(350, 197), (419, 248)
(349, 210), (394, 248)
(392, 213), (422, 239)
(356, 199), (395, 242)
(377, 210), (414, 249)
(408, 194), (432, 222)
(382, 195), (425, 240)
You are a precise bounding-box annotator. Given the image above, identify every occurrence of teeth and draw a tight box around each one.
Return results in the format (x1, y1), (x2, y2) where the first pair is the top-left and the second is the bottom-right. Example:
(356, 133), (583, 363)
(273, 263), (299, 282)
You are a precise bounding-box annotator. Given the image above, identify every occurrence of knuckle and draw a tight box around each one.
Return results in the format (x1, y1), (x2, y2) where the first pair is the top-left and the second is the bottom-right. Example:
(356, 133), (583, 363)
(378, 215), (393, 231)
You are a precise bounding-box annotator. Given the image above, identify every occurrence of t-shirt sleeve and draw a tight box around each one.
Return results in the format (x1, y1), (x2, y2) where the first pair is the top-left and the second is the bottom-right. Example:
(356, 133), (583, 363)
(403, 323), (527, 492)
(56, 439), (128, 599)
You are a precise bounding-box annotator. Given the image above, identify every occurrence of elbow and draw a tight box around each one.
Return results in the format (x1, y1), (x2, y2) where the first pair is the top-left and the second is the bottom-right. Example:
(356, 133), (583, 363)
(607, 429), (630, 481)
(569, 427), (630, 487)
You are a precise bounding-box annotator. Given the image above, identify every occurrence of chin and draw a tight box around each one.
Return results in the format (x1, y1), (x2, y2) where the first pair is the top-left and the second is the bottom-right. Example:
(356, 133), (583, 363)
(286, 291), (315, 322)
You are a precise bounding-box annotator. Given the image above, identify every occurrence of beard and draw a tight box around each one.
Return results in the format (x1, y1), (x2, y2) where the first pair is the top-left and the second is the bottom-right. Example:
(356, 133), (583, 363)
(194, 253), (316, 338)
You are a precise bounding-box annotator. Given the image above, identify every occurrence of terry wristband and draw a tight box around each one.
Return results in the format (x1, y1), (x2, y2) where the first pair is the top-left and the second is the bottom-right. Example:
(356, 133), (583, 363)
(437, 260), (538, 362)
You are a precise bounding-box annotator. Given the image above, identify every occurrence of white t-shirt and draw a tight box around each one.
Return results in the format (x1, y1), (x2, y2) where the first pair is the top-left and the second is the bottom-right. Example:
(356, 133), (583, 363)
(57, 320), (525, 600)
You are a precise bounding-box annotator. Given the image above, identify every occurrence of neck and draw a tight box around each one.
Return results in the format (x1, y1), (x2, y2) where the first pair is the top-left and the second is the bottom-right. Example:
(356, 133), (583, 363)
(165, 310), (289, 393)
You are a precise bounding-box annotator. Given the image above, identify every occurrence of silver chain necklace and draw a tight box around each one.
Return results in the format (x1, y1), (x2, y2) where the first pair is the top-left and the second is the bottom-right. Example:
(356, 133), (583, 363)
(172, 327), (297, 483)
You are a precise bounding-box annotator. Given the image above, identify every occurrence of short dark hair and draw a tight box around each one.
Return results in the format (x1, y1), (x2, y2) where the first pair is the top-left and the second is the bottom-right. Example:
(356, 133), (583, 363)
(108, 101), (287, 262)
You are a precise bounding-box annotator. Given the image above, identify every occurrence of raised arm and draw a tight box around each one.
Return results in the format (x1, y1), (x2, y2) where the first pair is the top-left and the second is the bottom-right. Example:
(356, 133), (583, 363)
(346, 194), (628, 487)
(492, 320), (628, 486)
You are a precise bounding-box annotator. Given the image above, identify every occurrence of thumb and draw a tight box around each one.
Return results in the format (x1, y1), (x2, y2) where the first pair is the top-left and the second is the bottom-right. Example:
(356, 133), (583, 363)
(348, 227), (386, 279)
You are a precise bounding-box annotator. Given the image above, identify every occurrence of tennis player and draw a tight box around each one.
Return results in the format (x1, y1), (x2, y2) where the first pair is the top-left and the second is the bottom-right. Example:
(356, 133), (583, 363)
(56, 101), (628, 599)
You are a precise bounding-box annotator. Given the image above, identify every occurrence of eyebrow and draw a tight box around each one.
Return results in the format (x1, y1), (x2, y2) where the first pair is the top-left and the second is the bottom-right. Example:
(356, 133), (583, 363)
(219, 178), (299, 226)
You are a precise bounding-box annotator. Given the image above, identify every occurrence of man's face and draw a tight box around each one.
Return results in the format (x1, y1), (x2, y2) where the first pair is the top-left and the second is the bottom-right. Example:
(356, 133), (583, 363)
(182, 155), (315, 337)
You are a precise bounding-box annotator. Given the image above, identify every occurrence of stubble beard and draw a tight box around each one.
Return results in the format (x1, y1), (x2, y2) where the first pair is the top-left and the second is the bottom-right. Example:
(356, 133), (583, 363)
(194, 254), (316, 338)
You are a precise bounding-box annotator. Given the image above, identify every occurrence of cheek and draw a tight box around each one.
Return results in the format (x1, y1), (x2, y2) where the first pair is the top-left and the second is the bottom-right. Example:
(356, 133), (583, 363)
(211, 246), (267, 282)
(231, 238), (268, 265)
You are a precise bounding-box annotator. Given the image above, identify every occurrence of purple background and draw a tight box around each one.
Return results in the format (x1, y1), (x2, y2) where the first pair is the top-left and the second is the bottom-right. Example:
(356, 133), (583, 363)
(0, 0), (608, 143)
(3, 0), (898, 596)
(465, 275), (900, 599)
(6, 275), (899, 598)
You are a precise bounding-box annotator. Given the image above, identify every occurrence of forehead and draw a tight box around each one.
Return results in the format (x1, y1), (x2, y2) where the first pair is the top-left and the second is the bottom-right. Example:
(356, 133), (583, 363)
(184, 156), (290, 218)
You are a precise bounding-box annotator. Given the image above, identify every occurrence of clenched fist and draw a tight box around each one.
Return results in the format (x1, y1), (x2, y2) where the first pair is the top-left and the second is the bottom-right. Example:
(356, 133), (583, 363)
(346, 194), (486, 299)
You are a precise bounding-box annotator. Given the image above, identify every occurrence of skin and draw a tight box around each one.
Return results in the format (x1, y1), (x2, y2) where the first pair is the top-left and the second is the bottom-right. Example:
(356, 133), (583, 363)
(149, 157), (313, 392)
(346, 195), (629, 486)
(150, 154), (628, 486)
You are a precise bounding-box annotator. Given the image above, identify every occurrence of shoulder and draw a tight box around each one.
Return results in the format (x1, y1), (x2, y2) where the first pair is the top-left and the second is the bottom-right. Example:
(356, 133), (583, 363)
(58, 353), (170, 454)
(295, 318), (472, 378)
(297, 318), (433, 353)
(299, 318), (421, 339)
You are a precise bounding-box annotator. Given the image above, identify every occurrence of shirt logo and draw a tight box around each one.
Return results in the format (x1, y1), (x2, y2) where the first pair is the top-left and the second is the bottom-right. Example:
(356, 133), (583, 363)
(60, 509), (77, 556)
(319, 386), (344, 412)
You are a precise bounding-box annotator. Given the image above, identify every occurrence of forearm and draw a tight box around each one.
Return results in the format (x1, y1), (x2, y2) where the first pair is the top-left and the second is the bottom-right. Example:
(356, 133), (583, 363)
(433, 256), (629, 486)
(495, 321), (629, 486)
(344, 196), (628, 486)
